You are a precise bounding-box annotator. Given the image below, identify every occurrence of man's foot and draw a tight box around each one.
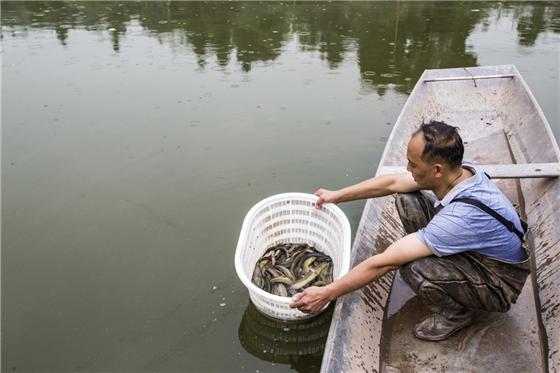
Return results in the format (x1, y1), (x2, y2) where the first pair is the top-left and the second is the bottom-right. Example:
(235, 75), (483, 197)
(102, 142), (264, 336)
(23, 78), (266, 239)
(413, 312), (473, 341)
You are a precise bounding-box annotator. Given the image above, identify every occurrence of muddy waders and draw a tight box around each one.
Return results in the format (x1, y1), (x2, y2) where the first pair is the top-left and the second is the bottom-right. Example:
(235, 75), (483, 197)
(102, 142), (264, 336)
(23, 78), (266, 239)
(395, 191), (530, 341)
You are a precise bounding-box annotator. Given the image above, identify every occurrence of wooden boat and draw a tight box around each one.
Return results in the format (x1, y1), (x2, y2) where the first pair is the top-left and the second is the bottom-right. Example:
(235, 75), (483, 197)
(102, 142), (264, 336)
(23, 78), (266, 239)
(320, 65), (560, 373)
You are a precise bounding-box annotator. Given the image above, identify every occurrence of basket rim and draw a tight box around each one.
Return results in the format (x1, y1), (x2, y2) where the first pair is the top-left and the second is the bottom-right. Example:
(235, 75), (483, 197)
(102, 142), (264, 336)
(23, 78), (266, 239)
(234, 192), (352, 306)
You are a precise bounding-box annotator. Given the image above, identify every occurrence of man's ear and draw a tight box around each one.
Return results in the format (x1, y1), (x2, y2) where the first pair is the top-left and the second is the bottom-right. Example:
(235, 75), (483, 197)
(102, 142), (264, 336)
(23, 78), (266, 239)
(432, 163), (444, 177)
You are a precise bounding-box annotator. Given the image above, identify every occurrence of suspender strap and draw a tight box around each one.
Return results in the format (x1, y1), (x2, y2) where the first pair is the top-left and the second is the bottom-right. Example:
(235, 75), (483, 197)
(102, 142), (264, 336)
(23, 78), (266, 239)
(450, 197), (525, 241)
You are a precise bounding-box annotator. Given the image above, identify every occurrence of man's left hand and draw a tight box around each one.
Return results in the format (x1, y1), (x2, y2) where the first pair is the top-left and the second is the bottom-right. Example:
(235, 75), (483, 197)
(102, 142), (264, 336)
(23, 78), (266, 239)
(289, 286), (332, 314)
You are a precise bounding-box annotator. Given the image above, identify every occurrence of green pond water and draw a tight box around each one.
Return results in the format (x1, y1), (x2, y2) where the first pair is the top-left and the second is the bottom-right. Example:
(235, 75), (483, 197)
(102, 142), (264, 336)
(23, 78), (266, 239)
(2, 1), (559, 372)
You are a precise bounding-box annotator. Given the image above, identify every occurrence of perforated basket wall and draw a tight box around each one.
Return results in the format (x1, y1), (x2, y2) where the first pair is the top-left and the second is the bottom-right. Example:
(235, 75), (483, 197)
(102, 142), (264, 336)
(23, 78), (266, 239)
(235, 193), (351, 320)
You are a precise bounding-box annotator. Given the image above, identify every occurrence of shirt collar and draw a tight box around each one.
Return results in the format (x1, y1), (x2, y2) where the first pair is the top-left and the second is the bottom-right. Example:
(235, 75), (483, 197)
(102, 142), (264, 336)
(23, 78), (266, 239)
(434, 161), (480, 208)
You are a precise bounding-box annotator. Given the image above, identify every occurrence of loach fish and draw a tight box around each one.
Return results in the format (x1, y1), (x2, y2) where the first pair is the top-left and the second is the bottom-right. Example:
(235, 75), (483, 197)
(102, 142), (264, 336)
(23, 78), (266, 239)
(291, 262), (330, 290)
(276, 264), (295, 281)
(272, 283), (288, 297)
(251, 242), (334, 297)
(270, 276), (293, 285)
(302, 256), (317, 273)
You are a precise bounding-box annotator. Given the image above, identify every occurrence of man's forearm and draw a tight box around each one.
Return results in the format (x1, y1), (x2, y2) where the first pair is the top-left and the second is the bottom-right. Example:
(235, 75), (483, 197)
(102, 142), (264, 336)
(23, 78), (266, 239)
(335, 173), (417, 204)
(289, 234), (431, 314)
(324, 256), (396, 300)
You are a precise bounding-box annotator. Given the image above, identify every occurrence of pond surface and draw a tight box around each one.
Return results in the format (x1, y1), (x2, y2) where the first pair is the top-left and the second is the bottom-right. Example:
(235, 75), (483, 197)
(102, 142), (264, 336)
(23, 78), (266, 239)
(2, 1), (559, 372)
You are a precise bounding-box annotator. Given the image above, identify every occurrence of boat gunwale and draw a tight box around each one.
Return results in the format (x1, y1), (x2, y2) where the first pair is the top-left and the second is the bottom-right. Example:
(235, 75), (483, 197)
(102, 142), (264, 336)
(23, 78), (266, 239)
(319, 65), (431, 373)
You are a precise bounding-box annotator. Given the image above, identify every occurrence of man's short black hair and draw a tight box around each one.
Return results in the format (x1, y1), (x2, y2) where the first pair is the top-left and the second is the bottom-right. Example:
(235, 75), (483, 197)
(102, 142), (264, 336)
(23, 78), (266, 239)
(413, 120), (464, 169)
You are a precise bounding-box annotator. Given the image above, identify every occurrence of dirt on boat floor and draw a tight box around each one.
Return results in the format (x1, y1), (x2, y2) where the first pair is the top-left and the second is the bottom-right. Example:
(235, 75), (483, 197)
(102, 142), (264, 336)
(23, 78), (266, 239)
(380, 273), (543, 373)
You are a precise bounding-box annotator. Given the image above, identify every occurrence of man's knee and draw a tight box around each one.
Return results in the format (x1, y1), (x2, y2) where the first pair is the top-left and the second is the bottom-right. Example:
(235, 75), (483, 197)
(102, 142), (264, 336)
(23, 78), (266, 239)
(399, 258), (433, 292)
(395, 192), (435, 233)
(394, 192), (423, 216)
(400, 258), (466, 312)
(400, 257), (452, 295)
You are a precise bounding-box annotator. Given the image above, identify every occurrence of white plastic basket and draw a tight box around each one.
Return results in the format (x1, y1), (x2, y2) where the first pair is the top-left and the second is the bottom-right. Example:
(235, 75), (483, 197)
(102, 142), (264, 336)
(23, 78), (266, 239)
(235, 193), (351, 320)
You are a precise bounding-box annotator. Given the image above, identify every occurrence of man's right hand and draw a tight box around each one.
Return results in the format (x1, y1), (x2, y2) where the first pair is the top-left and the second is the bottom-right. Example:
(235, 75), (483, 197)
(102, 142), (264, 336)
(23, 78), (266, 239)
(313, 172), (418, 209)
(314, 189), (339, 208)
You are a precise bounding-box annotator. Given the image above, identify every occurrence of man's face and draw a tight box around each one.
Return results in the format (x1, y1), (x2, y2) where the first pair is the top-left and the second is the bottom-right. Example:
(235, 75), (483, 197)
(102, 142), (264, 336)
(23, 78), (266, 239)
(406, 134), (435, 188)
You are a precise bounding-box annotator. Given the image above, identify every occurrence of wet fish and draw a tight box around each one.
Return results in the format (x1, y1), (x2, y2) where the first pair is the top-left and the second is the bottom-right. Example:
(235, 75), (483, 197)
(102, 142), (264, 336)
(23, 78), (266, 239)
(251, 242), (334, 297)
(272, 283), (288, 297)
(303, 256), (316, 273)
(290, 250), (308, 275)
(270, 276), (293, 285)
(292, 262), (329, 290)
(276, 264), (295, 281)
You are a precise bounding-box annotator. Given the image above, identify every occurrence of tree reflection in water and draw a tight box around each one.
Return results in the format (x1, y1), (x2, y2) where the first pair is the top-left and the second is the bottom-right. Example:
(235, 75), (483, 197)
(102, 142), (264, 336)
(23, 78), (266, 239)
(2, 1), (558, 94)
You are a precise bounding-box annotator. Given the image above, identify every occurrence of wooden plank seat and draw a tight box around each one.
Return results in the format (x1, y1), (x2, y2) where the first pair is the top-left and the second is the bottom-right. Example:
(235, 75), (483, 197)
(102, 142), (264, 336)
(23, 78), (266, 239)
(378, 163), (560, 179)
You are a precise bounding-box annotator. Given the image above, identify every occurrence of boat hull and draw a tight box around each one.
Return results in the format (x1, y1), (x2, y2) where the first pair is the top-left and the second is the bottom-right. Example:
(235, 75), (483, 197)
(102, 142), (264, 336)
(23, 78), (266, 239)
(321, 65), (560, 373)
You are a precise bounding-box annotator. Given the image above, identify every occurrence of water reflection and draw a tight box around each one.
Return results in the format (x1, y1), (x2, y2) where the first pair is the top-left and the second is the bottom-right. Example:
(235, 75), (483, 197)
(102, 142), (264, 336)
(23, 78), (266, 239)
(2, 1), (558, 94)
(514, 3), (560, 46)
(238, 301), (334, 373)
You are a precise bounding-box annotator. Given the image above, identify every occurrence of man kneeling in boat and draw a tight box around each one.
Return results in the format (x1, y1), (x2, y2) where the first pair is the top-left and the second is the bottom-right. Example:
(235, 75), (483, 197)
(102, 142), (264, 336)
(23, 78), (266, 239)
(289, 120), (529, 341)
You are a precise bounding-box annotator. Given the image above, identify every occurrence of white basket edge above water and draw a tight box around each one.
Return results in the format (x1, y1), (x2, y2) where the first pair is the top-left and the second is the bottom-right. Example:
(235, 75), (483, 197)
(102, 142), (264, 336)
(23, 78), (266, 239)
(234, 192), (352, 320)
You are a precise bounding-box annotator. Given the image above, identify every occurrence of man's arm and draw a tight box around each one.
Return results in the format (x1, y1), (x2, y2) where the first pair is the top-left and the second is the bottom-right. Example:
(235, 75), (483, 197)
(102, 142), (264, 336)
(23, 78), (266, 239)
(315, 172), (419, 207)
(289, 233), (432, 314)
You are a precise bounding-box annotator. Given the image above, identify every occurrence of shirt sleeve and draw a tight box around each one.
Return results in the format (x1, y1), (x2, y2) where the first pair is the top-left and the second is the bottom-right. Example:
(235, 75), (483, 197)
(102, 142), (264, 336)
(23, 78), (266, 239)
(416, 204), (482, 257)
